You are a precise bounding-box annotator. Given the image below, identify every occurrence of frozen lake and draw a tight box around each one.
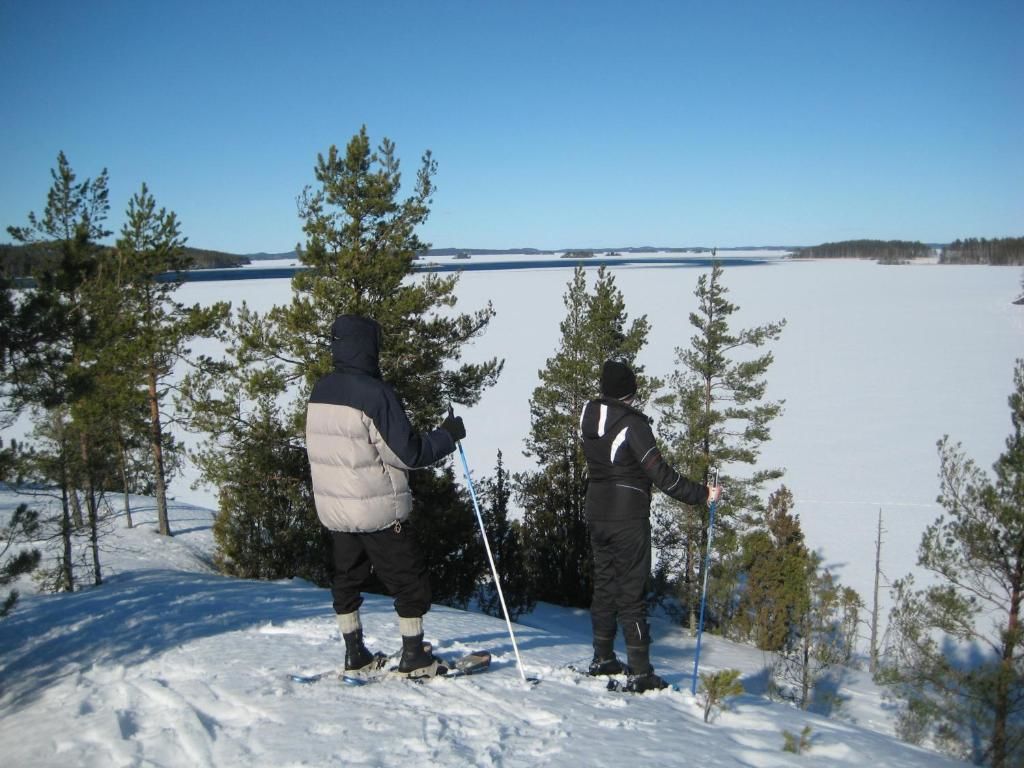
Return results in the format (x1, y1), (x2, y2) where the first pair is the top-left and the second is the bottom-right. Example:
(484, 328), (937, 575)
(171, 253), (1024, 626)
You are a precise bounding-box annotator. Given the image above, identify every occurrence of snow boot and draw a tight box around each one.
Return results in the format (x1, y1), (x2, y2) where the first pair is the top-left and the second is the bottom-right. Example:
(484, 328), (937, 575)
(622, 619), (668, 692)
(589, 654), (626, 676)
(588, 633), (624, 675)
(398, 634), (443, 678)
(624, 670), (670, 693)
(343, 629), (387, 673)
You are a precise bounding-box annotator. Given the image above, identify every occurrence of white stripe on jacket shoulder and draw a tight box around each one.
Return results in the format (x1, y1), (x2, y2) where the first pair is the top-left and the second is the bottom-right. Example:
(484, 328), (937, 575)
(609, 426), (629, 463)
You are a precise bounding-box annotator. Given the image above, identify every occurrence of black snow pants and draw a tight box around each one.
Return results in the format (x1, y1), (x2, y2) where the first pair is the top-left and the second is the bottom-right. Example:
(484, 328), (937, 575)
(589, 516), (651, 649)
(329, 523), (432, 619)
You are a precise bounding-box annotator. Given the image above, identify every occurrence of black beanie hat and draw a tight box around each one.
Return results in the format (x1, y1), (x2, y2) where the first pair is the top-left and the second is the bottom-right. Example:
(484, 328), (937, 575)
(600, 360), (637, 399)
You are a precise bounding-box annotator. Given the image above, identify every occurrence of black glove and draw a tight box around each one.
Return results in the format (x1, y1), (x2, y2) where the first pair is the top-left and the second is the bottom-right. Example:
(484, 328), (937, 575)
(440, 412), (466, 442)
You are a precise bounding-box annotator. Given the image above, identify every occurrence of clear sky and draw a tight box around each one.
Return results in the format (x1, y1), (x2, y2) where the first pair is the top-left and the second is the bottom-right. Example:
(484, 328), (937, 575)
(1, 0), (1020, 253)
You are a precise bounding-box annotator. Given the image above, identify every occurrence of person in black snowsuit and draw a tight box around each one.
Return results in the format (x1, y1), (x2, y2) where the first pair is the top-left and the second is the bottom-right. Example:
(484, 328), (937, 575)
(579, 359), (722, 692)
(306, 315), (467, 678)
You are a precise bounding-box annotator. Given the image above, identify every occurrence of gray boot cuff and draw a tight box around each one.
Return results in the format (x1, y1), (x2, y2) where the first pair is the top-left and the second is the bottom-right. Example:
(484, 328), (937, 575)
(336, 611), (361, 636)
(398, 616), (423, 638)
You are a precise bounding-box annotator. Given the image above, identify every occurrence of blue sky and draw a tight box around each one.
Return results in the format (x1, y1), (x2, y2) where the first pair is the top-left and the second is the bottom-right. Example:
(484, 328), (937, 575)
(1, 0), (1020, 253)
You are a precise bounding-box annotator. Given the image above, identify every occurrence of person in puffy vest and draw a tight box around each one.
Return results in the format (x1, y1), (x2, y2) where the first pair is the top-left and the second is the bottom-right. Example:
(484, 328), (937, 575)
(306, 315), (466, 678)
(579, 359), (722, 693)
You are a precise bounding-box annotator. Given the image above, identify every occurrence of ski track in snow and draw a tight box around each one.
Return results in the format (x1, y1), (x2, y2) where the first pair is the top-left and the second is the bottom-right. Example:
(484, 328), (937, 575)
(0, 522), (964, 768)
(0, 484), (980, 760)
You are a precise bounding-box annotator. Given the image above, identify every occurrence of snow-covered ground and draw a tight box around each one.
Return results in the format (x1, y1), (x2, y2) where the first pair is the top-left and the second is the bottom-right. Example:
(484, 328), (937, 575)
(3, 254), (1020, 766)
(0, 496), (964, 767)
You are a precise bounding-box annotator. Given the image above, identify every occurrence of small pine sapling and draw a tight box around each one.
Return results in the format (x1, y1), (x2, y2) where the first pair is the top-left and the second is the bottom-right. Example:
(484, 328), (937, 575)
(698, 668), (744, 723)
(782, 725), (814, 754)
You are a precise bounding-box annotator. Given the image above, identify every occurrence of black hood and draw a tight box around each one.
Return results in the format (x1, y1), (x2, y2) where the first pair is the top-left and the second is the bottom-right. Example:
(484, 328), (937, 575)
(330, 315), (382, 377)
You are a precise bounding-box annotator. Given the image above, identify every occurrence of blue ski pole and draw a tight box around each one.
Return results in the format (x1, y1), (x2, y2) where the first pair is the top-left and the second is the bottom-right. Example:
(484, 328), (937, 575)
(450, 408), (532, 684)
(691, 467), (720, 695)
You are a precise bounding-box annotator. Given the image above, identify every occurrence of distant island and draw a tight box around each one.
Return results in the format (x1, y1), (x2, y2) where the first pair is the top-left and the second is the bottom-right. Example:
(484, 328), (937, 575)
(790, 240), (933, 264)
(790, 237), (1023, 266)
(250, 245), (787, 260)
(938, 237), (1024, 266)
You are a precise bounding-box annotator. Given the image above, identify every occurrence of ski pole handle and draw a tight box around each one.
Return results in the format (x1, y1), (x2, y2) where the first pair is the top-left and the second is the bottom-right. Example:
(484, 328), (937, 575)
(707, 467), (721, 506)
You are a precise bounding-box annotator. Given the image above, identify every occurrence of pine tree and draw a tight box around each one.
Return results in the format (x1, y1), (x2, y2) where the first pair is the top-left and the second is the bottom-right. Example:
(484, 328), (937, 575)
(7, 152), (112, 588)
(181, 127), (500, 593)
(0, 439), (41, 616)
(109, 184), (229, 535)
(516, 266), (653, 607)
(1, 277), (43, 612)
(6, 151), (111, 413)
(870, 509), (886, 677)
(409, 466), (483, 609)
(211, 399), (325, 582)
(775, 561), (861, 709)
(0, 503), (41, 617)
(655, 261), (785, 632)
(782, 726), (815, 755)
(64, 381), (120, 585)
(68, 266), (150, 579)
(20, 412), (76, 592)
(698, 668), (745, 723)
(736, 486), (811, 651)
(476, 451), (533, 620)
(0, 273), (18, 427)
(886, 359), (1024, 767)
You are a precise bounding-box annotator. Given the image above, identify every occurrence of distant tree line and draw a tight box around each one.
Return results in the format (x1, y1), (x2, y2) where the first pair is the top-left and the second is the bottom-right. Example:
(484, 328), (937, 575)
(180, 247), (249, 269)
(792, 240), (932, 263)
(1, 242), (247, 279)
(791, 237), (1024, 267)
(939, 237), (1024, 266)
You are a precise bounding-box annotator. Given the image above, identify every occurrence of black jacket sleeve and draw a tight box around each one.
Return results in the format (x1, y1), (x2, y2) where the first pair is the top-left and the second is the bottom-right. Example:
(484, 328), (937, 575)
(626, 417), (709, 506)
(378, 384), (456, 469)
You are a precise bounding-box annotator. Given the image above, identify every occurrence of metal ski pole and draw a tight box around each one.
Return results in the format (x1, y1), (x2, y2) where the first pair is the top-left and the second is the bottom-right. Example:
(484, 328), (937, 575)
(691, 467), (720, 695)
(451, 410), (532, 685)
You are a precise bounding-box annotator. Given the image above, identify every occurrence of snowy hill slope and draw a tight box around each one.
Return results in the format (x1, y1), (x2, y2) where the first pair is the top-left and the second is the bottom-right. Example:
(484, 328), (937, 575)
(0, 494), (963, 767)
